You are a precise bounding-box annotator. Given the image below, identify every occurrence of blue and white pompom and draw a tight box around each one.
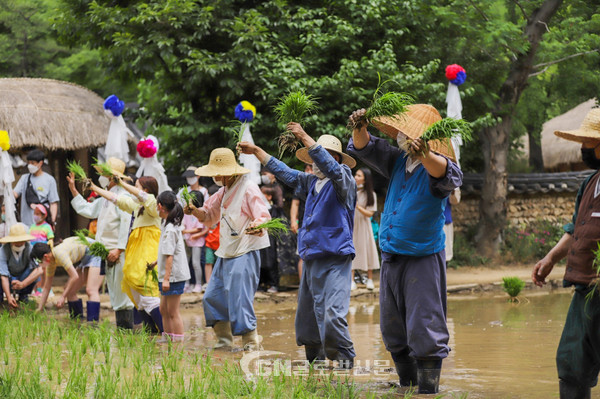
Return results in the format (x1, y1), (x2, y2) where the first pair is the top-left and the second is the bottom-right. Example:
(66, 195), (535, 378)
(235, 101), (256, 123)
(104, 94), (125, 117)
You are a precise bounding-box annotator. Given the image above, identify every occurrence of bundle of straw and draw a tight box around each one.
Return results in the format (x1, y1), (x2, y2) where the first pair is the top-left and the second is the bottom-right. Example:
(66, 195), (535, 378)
(246, 218), (289, 241)
(274, 90), (318, 157)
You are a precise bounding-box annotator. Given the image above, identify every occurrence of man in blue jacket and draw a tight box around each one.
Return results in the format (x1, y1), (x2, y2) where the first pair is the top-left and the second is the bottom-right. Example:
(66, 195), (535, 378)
(347, 104), (463, 394)
(239, 122), (357, 368)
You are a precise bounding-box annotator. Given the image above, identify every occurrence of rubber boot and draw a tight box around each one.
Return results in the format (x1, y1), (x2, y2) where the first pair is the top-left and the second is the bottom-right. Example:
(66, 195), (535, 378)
(115, 309), (134, 330)
(86, 301), (100, 322)
(213, 321), (234, 349)
(417, 359), (442, 394)
(133, 307), (142, 326)
(305, 345), (325, 363)
(149, 307), (164, 333)
(559, 379), (591, 399)
(242, 329), (262, 351)
(67, 299), (84, 320)
(392, 350), (418, 387)
(140, 311), (159, 334)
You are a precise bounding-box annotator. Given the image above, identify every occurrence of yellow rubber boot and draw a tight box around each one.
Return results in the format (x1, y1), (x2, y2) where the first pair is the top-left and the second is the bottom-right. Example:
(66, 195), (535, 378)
(213, 321), (233, 349)
(242, 329), (263, 352)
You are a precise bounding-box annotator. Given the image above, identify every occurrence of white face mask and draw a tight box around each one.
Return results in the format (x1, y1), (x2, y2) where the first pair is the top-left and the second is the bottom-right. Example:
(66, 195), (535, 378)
(213, 177), (224, 187)
(186, 177), (198, 186)
(261, 175), (270, 185)
(11, 244), (25, 255)
(312, 164), (326, 180)
(27, 164), (40, 174)
(98, 175), (110, 189)
(33, 214), (44, 224)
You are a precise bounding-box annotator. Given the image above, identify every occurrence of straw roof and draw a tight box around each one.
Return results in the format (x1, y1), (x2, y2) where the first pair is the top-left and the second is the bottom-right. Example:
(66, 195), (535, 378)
(542, 98), (597, 169)
(0, 78), (110, 150)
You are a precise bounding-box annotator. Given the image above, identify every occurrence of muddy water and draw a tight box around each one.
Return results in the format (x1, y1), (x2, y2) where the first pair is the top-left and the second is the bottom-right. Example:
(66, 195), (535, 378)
(179, 290), (589, 398)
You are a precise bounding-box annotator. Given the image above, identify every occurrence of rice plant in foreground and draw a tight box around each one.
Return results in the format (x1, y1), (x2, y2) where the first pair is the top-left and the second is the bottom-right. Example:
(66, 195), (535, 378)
(274, 90), (318, 157)
(502, 276), (525, 302)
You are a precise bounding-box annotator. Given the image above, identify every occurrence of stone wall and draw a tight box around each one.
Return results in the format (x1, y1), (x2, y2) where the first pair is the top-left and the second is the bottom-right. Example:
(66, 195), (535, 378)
(452, 192), (576, 231)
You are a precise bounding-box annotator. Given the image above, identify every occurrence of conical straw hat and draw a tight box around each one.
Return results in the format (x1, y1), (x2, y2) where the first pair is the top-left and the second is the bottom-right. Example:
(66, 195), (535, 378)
(93, 157), (129, 179)
(296, 135), (356, 168)
(372, 104), (456, 162)
(194, 148), (250, 177)
(555, 108), (600, 143)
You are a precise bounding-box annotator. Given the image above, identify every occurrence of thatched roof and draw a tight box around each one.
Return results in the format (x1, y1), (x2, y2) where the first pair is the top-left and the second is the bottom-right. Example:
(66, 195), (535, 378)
(542, 98), (597, 169)
(0, 78), (110, 150)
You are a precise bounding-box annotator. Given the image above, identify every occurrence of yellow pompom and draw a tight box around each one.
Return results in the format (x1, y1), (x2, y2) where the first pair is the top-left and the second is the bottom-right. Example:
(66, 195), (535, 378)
(0, 130), (9, 151)
(240, 101), (256, 118)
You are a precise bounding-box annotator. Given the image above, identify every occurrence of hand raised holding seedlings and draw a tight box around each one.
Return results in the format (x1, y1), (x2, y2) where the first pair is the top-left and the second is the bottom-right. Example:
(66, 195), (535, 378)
(245, 220), (266, 236)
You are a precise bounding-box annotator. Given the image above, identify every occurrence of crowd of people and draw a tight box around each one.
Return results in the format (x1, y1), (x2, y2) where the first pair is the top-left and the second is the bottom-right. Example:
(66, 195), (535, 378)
(0, 103), (470, 395)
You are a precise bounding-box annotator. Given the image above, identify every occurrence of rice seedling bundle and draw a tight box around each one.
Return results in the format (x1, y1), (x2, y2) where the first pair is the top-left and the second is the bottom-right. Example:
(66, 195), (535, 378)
(143, 261), (159, 295)
(274, 90), (318, 157)
(502, 276), (525, 302)
(180, 185), (194, 208)
(246, 218), (289, 241)
(93, 159), (114, 177)
(74, 229), (109, 260)
(66, 160), (92, 192)
(420, 118), (473, 144)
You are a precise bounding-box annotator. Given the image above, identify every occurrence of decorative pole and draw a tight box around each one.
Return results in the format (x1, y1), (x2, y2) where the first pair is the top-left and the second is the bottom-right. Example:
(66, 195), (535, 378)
(445, 64), (467, 166)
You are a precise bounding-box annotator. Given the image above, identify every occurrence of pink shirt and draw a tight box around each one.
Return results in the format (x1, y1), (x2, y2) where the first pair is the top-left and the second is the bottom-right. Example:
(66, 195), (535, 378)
(182, 214), (206, 247)
(202, 181), (270, 228)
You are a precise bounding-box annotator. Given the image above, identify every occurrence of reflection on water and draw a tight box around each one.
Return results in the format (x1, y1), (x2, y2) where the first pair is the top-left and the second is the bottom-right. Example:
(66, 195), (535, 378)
(180, 290), (588, 398)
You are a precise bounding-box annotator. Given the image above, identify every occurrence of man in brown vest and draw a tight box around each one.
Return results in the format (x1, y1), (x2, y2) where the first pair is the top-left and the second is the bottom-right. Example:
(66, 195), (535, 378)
(532, 108), (600, 399)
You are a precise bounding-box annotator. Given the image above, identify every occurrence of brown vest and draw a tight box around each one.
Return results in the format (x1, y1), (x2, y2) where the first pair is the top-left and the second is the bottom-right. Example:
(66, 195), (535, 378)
(566, 172), (600, 284)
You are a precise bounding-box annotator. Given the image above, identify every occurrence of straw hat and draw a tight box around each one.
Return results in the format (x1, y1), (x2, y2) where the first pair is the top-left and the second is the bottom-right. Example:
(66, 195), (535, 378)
(372, 104), (456, 162)
(93, 157), (128, 179)
(554, 108), (600, 143)
(0, 223), (35, 243)
(296, 135), (356, 168)
(195, 148), (250, 177)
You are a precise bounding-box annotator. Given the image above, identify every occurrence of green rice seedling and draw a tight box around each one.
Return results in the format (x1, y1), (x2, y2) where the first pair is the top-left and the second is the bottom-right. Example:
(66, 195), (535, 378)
(74, 229), (109, 260)
(420, 118), (473, 144)
(66, 160), (87, 181)
(274, 90), (318, 157)
(92, 158), (114, 177)
(143, 261), (159, 296)
(585, 242), (600, 304)
(502, 276), (525, 302)
(180, 185), (194, 208)
(246, 218), (289, 241)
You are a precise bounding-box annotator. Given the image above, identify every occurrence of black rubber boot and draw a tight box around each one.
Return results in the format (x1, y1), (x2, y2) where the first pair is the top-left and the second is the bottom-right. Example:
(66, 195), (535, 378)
(140, 311), (159, 334)
(391, 350), (418, 387)
(115, 309), (134, 330)
(133, 307), (142, 325)
(559, 379), (591, 399)
(67, 299), (84, 320)
(417, 359), (442, 394)
(149, 308), (164, 333)
(305, 345), (325, 363)
(86, 301), (100, 322)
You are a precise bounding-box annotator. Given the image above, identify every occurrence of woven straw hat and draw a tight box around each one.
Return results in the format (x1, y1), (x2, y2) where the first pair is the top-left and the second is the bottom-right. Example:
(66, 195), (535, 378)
(372, 104), (456, 162)
(195, 148), (250, 177)
(0, 223), (35, 243)
(93, 157), (129, 179)
(296, 135), (356, 168)
(555, 108), (600, 143)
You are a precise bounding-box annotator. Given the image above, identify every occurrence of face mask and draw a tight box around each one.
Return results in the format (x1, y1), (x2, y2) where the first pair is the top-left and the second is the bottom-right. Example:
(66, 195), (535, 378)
(312, 164), (326, 180)
(98, 176), (110, 189)
(213, 177), (224, 187)
(261, 175), (270, 185)
(186, 177), (198, 186)
(581, 148), (600, 169)
(357, 184), (364, 189)
(27, 164), (40, 174)
(33, 214), (44, 224)
(11, 244), (25, 255)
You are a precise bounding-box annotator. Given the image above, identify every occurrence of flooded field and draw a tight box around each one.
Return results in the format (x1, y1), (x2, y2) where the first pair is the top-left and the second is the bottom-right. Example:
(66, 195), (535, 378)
(179, 289), (588, 398)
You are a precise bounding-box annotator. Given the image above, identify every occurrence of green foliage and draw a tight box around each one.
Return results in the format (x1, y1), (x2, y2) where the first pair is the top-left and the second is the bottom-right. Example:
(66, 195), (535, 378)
(502, 220), (565, 264)
(421, 118), (473, 143)
(247, 218), (289, 241)
(92, 159), (114, 177)
(66, 160), (87, 181)
(448, 225), (489, 268)
(274, 90), (318, 157)
(74, 229), (108, 260)
(179, 185), (193, 208)
(502, 276), (526, 299)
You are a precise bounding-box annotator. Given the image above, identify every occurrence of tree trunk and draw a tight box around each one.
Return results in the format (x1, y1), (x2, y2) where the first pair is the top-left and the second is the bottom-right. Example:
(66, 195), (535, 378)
(528, 130), (544, 171)
(476, 0), (563, 257)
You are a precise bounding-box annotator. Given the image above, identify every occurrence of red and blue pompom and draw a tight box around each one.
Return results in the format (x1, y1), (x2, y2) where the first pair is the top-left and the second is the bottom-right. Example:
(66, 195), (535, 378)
(445, 64), (467, 86)
(235, 101), (256, 123)
(103, 94), (125, 117)
(137, 137), (158, 158)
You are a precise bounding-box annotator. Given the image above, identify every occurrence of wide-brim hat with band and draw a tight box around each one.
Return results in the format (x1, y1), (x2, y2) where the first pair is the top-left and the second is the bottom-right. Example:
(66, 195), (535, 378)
(0, 223), (35, 243)
(195, 148), (250, 177)
(554, 108), (600, 143)
(182, 166), (199, 178)
(296, 135), (356, 168)
(93, 157), (129, 179)
(372, 104), (457, 162)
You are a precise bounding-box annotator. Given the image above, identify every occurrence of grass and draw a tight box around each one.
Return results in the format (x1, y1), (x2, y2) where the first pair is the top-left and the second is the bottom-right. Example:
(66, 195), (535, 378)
(0, 309), (397, 398)
(274, 90), (318, 157)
